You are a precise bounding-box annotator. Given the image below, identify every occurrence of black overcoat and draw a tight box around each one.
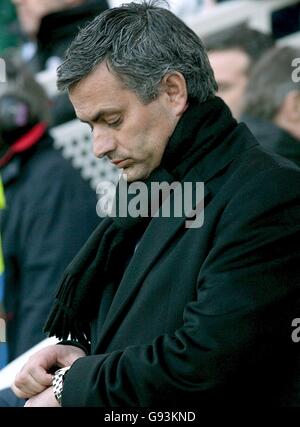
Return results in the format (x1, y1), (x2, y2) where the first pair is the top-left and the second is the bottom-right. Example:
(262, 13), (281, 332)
(62, 108), (300, 407)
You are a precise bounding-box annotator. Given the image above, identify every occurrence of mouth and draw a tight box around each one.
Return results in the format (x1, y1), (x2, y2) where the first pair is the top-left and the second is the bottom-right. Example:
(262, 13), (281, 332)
(111, 159), (131, 168)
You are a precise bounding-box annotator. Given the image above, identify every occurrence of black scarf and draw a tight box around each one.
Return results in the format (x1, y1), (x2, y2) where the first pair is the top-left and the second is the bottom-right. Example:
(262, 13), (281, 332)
(44, 96), (236, 345)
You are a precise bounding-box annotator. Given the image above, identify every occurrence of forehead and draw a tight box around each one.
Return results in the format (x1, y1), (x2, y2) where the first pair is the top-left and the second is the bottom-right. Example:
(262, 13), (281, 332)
(69, 62), (133, 119)
(209, 49), (250, 80)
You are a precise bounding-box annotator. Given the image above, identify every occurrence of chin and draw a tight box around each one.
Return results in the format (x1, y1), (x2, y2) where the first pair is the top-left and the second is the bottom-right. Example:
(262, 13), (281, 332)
(122, 166), (149, 183)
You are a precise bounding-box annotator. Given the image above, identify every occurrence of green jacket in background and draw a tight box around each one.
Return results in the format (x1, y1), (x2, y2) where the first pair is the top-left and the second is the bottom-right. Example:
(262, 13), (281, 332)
(0, 1), (19, 54)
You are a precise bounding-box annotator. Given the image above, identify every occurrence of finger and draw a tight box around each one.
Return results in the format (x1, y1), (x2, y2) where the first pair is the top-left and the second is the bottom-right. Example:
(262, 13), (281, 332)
(12, 379), (41, 399)
(21, 372), (51, 396)
(29, 365), (53, 387)
(26, 371), (50, 395)
(11, 383), (32, 400)
(14, 368), (53, 398)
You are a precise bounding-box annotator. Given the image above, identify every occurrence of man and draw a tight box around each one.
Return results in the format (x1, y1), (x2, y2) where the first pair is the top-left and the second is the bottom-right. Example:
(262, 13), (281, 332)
(242, 46), (300, 167)
(204, 24), (275, 119)
(13, 2), (300, 407)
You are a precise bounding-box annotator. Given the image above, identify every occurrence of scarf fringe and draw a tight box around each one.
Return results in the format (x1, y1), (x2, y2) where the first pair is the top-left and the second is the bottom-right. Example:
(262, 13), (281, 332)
(44, 274), (91, 346)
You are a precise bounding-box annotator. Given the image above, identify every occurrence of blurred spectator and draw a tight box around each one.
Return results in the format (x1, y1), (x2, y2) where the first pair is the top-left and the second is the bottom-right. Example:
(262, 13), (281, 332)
(0, 1), (20, 55)
(12, 0), (109, 72)
(0, 179), (7, 369)
(204, 24), (275, 119)
(242, 46), (300, 168)
(0, 54), (99, 364)
(12, 0), (109, 125)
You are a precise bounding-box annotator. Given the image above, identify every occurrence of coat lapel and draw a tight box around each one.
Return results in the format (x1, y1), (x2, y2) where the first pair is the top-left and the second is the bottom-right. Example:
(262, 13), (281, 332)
(96, 168), (211, 349)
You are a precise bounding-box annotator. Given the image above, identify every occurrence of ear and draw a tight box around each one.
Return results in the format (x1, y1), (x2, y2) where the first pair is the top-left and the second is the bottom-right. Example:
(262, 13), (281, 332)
(161, 72), (188, 117)
(274, 90), (300, 140)
(278, 90), (300, 123)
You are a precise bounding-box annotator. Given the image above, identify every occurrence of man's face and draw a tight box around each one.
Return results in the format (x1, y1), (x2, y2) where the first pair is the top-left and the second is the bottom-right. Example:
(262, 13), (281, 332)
(12, 0), (83, 38)
(69, 62), (180, 182)
(208, 49), (250, 119)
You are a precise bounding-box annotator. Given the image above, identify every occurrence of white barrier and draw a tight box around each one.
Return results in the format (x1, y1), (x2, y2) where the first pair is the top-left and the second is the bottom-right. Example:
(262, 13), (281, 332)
(186, 0), (300, 36)
(186, 1), (256, 36)
(0, 337), (59, 390)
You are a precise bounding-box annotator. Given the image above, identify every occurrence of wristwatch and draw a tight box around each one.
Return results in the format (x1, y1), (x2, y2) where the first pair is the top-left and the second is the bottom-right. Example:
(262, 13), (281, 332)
(52, 366), (70, 405)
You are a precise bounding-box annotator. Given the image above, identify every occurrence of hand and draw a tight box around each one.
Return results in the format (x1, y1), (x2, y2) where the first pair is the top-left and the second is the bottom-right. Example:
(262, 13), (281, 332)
(24, 386), (60, 407)
(13, 344), (85, 399)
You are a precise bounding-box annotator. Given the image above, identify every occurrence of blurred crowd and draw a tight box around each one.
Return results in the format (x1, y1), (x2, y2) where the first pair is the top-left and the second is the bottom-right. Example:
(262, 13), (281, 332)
(0, 0), (300, 393)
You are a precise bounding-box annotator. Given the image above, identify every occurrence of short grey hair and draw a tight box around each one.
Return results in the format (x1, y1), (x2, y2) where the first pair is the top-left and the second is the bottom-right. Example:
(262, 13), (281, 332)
(244, 46), (300, 120)
(57, 0), (217, 103)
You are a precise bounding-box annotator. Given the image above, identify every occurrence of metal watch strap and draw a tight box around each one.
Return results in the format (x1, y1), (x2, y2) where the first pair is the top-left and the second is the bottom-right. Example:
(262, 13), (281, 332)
(52, 366), (70, 405)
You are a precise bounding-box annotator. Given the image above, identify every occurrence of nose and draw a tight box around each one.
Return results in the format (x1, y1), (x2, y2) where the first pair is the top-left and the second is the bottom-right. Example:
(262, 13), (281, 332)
(92, 127), (117, 159)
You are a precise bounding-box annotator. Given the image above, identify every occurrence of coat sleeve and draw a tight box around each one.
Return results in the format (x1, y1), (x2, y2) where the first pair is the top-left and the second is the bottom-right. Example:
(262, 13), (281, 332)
(8, 163), (99, 359)
(61, 167), (300, 406)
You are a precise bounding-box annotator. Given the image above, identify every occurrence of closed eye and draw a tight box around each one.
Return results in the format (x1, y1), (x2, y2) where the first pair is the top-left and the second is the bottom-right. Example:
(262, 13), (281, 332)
(79, 114), (122, 131)
(106, 116), (122, 127)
